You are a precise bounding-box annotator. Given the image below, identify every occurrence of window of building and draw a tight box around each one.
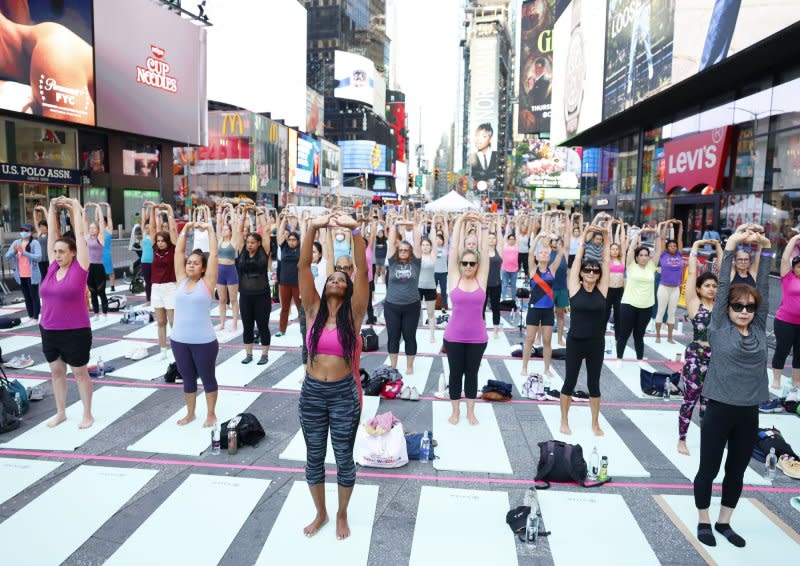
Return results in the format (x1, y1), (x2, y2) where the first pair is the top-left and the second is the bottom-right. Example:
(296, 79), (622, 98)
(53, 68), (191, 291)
(123, 189), (161, 231)
(122, 141), (160, 177)
(13, 118), (78, 169)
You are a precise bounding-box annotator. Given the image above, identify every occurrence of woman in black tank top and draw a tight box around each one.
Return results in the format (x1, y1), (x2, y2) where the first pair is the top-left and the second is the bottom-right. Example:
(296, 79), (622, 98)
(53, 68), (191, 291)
(562, 223), (611, 437)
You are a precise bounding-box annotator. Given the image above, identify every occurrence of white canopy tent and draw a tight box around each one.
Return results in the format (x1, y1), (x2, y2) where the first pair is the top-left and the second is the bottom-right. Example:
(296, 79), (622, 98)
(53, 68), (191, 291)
(424, 190), (480, 212)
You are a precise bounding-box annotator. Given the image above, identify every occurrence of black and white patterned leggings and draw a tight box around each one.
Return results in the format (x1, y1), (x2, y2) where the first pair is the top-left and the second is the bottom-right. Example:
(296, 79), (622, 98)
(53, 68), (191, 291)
(299, 373), (361, 487)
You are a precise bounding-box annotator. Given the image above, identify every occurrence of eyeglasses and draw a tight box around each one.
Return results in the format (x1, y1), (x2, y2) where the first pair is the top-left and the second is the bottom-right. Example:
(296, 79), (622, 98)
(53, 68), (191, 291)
(461, 261), (477, 267)
(335, 265), (353, 273)
(398, 248), (411, 253)
(581, 267), (601, 274)
(735, 258), (750, 262)
(729, 302), (757, 313)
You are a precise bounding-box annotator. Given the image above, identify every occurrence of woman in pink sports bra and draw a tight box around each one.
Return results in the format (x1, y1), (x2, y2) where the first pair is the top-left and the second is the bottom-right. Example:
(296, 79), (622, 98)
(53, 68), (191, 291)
(606, 221), (628, 343)
(444, 211), (491, 426)
(297, 211), (370, 541)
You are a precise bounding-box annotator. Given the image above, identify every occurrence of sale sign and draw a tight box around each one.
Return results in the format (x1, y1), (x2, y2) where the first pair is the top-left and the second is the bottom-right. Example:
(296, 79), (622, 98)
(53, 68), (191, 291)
(664, 126), (732, 193)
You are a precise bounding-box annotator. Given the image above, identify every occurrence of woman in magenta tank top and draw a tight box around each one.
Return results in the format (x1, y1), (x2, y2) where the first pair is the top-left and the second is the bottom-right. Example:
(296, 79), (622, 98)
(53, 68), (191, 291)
(39, 198), (94, 429)
(443, 212), (491, 426)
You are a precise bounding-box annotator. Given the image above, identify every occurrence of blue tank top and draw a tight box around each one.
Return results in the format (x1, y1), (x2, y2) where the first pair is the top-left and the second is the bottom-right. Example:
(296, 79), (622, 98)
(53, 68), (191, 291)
(530, 268), (555, 309)
(102, 230), (112, 259)
(141, 235), (154, 263)
(170, 278), (216, 344)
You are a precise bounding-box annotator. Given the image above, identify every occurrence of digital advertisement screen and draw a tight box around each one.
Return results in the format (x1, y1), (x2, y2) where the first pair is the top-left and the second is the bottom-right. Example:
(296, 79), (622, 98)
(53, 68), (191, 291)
(334, 50), (376, 107)
(306, 87), (324, 137)
(296, 133), (321, 186)
(288, 128), (298, 193)
(518, 0), (555, 134)
(93, 0), (207, 145)
(0, 0), (95, 125)
(468, 35), (500, 191)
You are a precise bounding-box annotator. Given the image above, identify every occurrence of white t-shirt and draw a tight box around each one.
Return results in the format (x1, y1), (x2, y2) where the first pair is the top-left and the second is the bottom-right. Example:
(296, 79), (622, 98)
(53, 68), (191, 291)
(192, 229), (210, 253)
(311, 258), (328, 296)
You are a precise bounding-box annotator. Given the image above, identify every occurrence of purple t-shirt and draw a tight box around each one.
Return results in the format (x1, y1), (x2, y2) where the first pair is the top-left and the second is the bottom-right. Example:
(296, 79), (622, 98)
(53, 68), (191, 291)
(40, 261), (91, 330)
(659, 252), (684, 287)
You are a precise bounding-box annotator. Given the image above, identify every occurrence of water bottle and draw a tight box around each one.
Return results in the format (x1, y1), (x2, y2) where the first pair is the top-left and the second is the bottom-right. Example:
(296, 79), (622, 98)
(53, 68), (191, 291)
(97, 356), (105, 379)
(598, 456), (609, 481)
(525, 513), (540, 546)
(228, 428), (239, 455)
(419, 431), (431, 463)
(13, 392), (22, 418)
(765, 447), (778, 481)
(662, 378), (671, 401)
(588, 446), (600, 480)
(211, 425), (221, 455)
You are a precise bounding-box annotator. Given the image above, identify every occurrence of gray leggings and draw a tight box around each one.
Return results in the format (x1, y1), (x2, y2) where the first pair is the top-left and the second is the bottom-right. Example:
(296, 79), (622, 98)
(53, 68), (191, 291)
(299, 373), (361, 487)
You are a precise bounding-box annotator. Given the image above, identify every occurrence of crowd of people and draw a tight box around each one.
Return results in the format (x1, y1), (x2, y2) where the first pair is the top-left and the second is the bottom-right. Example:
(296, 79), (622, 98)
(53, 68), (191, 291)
(10, 197), (800, 546)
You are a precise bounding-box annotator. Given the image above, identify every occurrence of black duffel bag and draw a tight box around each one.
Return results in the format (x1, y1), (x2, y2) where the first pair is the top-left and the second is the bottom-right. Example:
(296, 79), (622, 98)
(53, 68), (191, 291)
(221, 413), (265, 447)
(535, 440), (608, 488)
(361, 328), (379, 352)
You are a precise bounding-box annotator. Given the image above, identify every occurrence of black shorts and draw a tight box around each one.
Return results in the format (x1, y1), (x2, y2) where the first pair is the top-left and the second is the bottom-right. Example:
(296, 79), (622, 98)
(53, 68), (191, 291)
(419, 288), (437, 302)
(526, 307), (555, 327)
(40, 326), (92, 367)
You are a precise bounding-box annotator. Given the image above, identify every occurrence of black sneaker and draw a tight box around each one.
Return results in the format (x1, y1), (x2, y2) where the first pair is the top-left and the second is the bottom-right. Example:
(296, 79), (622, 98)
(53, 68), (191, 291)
(241, 355), (253, 364)
(257, 356), (269, 366)
(572, 390), (590, 402)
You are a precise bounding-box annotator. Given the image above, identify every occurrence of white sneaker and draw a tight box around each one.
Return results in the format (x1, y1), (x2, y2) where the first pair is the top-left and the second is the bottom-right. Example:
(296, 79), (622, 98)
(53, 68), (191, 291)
(160, 348), (169, 360)
(434, 388), (449, 400)
(131, 347), (149, 361)
(786, 387), (800, 403)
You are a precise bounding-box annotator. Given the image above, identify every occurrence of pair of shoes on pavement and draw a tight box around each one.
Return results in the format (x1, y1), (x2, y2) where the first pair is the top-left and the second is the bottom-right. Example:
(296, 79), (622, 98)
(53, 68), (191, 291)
(125, 347), (149, 361)
(778, 455), (800, 480)
(759, 399), (784, 413)
(241, 355), (268, 365)
(400, 385), (420, 401)
(572, 390), (590, 403)
(5, 354), (34, 369)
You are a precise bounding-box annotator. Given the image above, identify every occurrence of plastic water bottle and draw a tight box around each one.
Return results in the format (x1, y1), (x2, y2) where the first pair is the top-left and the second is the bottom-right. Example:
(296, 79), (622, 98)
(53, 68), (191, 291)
(97, 357), (105, 379)
(588, 446), (600, 480)
(13, 392), (22, 418)
(211, 425), (221, 455)
(419, 431), (431, 463)
(525, 513), (540, 546)
(662, 378), (671, 401)
(598, 456), (609, 481)
(765, 447), (778, 481)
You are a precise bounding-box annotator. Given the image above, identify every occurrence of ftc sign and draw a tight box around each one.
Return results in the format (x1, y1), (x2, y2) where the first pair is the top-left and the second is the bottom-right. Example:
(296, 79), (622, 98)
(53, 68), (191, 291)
(664, 127), (731, 193)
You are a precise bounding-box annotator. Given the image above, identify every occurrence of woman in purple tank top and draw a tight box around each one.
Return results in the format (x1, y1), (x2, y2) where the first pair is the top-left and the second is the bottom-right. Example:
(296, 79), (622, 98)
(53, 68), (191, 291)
(443, 211), (490, 426)
(39, 198), (94, 429)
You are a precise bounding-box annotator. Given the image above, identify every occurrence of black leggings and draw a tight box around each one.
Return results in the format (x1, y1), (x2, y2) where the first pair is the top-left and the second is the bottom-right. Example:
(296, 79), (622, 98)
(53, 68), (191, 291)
(384, 300), (420, 355)
(19, 277), (40, 319)
(366, 280), (376, 324)
(483, 285), (501, 326)
(605, 286), (624, 330)
(693, 400), (758, 509)
(239, 292), (271, 346)
(563, 337), (604, 397)
(772, 318), (800, 369)
(617, 303), (651, 359)
(88, 263), (108, 314)
(444, 340), (487, 400)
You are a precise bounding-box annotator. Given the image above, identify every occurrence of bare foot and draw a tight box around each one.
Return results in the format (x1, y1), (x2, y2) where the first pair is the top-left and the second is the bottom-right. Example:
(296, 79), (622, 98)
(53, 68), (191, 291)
(667, 338), (676, 344)
(448, 413), (460, 425)
(231, 324), (238, 332)
(406, 367), (414, 375)
(592, 425), (605, 436)
(467, 413), (479, 425)
(336, 512), (351, 540)
(303, 513), (329, 537)
(558, 340), (566, 348)
(429, 335), (436, 343)
(177, 414), (196, 426)
(771, 380), (782, 390)
(655, 336), (661, 343)
(47, 413), (67, 428)
(544, 368), (554, 377)
(560, 422), (572, 435)
(203, 416), (217, 428)
(494, 329), (500, 339)
(677, 440), (690, 455)
(214, 323), (225, 331)
(79, 416), (95, 429)
(520, 368), (528, 376)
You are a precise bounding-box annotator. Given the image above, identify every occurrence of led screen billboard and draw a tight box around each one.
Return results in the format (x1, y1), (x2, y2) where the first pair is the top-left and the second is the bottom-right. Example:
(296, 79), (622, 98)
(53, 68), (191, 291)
(0, 1), (95, 125)
(518, 0), (555, 134)
(306, 87), (324, 136)
(468, 34), (500, 191)
(334, 50), (376, 107)
(297, 133), (321, 186)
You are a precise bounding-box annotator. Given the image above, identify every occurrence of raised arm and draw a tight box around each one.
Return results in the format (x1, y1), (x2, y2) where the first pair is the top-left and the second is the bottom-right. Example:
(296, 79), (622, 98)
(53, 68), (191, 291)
(103, 203), (113, 237)
(387, 216), (399, 259)
(568, 226), (592, 296)
(685, 240), (704, 317)
(339, 214), (369, 322)
(276, 214), (288, 246)
(231, 210), (245, 253)
(626, 230), (640, 267)
(651, 223), (664, 266)
(447, 214), (466, 286)
(174, 222), (190, 281)
(202, 221), (218, 292)
(597, 223), (612, 297)
(161, 204), (178, 244)
(780, 233), (800, 278)
(477, 221), (491, 287)
(712, 225), (749, 329)
(754, 229), (772, 330)
(95, 204), (106, 246)
(69, 199), (89, 270)
(299, 218), (326, 315)
(46, 201), (60, 260)
(257, 210), (272, 253)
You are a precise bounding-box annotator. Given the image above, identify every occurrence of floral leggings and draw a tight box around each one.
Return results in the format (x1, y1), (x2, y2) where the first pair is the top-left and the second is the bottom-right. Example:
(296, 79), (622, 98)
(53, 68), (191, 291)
(679, 341), (711, 441)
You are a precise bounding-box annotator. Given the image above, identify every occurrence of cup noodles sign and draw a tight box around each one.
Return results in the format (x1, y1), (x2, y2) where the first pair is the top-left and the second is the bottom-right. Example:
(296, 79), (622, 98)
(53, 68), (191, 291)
(136, 45), (178, 93)
(665, 127), (732, 193)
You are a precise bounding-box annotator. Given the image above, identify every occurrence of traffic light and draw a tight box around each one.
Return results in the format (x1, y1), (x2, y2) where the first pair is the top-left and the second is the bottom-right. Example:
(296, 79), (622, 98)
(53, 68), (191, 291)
(408, 173), (414, 188)
(434, 168), (440, 181)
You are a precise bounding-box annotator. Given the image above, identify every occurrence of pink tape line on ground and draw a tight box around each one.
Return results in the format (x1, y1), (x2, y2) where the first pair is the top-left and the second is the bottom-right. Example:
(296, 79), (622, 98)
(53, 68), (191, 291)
(1, 449), (798, 494)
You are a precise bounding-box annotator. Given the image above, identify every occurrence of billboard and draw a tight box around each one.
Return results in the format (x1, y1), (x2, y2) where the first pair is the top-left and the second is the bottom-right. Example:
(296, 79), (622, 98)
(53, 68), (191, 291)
(514, 139), (582, 190)
(518, 0), (555, 134)
(373, 73), (386, 120)
(664, 126), (732, 193)
(0, 1), (95, 125)
(255, 116), (286, 195)
(334, 50), (376, 107)
(191, 112), (250, 175)
(388, 97), (407, 163)
(306, 87), (324, 136)
(550, 0), (607, 145)
(93, 0), (207, 145)
(338, 140), (389, 174)
(468, 35), (500, 191)
(603, 0), (675, 119)
(288, 128), (298, 193)
(296, 134), (321, 186)
(321, 140), (341, 193)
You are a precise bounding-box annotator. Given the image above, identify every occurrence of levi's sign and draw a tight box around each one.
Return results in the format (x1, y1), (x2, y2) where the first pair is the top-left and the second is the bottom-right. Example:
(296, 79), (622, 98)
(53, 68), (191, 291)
(664, 127), (731, 193)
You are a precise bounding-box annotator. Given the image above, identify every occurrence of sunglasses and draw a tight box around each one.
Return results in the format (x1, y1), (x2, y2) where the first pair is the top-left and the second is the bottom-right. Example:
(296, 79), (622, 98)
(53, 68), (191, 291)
(461, 261), (477, 267)
(729, 302), (757, 313)
(398, 248), (411, 253)
(581, 267), (601, 274)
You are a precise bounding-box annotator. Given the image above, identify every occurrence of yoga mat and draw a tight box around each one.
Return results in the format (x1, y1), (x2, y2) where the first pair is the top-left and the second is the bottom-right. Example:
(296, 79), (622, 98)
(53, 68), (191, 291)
(123, 321), (164, 340)
(89, 313), (123, 331)
(657, 495), (800, 564)
(623, 410), (769, 485)
(270, 323), (304, 348)
(0, 306), (24, 316)
(441, 357), (502, 394)
(409, 486), (518, 566)
(483, 331), (514, 357)
(27, 340), (154, 374)
(214, 350), (285, 387)
(539, 404), (650, 478)
(254, 481), (378, 566)
(108, 350), (176, 381)
(0, 457), (62, 506)
(215, 324), (243, 344)
(606, 335), (637, 360)
(604, 360), (668, 400)
(0, 335), (41, 355)
(413, 329), (446, 355)
(0, 465), (156, 566)
(502, 358), (565, 395)
(1, 386), (155, 451)
(432, 401), (513, 474)
(395, 355), (434, 393)
(269, 304), (299, 322)
(643, 336), (686, 360)
(539, 490), (659, 566)
(127, 390), (261, 456)
(271, 365), (306, 391)
(105, 474), (271, 566)
(278, 395), (380, 463)
(759, 413), (800, 446)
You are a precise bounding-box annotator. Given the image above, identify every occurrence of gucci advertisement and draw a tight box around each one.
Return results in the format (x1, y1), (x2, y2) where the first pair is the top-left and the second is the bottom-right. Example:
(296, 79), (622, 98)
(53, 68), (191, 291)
(603, 0), (675, 119)
(0, 0), (95, 125)
(550, 0), (607, 145)
(518, 0), (555, 135)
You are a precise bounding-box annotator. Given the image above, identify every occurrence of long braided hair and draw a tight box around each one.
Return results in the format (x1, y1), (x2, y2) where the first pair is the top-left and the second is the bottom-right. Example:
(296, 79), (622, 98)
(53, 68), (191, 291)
(308, 273), (358, 368)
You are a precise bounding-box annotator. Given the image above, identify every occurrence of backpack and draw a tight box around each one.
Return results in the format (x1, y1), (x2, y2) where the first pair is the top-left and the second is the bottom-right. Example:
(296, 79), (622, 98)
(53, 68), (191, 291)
(107, 294), (127, 311)
(640, 369), (681, 397)
(164, 362), (182, 383)
(130, 276), (145, 295)
(220, 413), (265, 447)
(361, 328), (379, 352)
(535, 440), (608, 488)
(405, 431), (436, 460)
(0, 316), (21, 329)
(0, 366), (28, 414)
(0, 371), (22, 433)
(753, 427), (799, 462)
(380, 380), (404, 400)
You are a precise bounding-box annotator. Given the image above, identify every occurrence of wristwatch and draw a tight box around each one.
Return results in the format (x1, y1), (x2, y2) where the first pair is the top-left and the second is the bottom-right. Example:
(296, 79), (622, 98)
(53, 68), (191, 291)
(563, 0), (585, 137)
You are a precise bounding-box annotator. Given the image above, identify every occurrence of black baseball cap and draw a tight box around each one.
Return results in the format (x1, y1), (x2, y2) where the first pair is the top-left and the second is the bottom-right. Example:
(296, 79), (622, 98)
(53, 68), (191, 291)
(505, 505), (531, 534)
